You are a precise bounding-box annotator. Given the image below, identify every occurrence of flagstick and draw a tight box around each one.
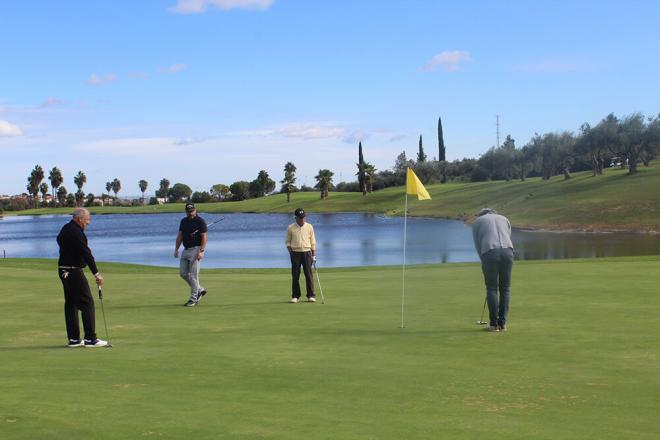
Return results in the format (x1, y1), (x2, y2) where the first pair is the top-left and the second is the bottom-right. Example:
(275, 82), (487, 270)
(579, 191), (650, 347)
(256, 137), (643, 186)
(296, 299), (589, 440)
(401, 193), (408, 328)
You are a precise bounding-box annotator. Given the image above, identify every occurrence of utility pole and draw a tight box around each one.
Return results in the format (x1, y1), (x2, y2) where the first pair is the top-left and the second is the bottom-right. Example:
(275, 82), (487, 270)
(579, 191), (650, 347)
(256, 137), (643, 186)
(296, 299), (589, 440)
(496, 114), (500, 148)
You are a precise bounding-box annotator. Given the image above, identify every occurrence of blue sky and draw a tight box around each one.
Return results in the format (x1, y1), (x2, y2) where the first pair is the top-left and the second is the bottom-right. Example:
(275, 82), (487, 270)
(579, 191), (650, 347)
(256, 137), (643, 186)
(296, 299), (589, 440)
(2, 0), (659, 196)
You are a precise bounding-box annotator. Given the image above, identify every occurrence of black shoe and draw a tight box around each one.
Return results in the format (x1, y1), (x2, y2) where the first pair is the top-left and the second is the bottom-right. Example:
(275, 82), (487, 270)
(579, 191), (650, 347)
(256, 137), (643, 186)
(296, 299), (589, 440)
(197, 289), (207, 302)
(184, 300), (197, 307)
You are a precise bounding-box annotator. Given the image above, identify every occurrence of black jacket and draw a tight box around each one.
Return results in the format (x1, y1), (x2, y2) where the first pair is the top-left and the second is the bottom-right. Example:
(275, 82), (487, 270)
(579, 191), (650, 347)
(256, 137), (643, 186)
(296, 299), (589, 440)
(56, 220), (99, 274)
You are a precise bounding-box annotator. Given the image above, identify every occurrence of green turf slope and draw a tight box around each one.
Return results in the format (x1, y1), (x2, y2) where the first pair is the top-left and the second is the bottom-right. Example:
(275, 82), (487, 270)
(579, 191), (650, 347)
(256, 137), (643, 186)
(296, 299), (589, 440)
(13, 161), (660, 231)
(1, 257), (659, 439)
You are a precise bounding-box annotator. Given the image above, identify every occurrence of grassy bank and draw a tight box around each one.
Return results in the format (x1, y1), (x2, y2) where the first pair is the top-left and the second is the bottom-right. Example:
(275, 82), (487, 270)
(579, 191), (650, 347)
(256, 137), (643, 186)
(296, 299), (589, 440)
(10, 161), (660, 231)
(1, 257), (659, 439)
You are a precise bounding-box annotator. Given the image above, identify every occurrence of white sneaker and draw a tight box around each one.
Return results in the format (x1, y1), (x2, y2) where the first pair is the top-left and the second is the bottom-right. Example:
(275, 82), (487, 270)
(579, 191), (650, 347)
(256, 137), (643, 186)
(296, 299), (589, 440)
(84, 339), (109, 347)
(307, 297), (316, 302)
(67, 339), (84, 348)
(290, 297), (299, 303)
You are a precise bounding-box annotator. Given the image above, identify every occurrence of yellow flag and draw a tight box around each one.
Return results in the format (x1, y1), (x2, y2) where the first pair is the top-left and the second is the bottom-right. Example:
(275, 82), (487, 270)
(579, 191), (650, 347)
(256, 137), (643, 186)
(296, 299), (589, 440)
(406, 167), (431, 200)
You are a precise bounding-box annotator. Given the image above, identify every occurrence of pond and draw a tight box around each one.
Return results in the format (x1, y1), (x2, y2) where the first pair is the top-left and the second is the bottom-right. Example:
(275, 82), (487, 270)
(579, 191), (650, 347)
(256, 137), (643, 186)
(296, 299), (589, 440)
(1, 213), (659, 268)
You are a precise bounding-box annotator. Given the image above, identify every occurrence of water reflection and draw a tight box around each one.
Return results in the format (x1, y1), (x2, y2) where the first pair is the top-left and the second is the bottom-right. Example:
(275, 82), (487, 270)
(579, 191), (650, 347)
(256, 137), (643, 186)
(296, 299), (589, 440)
(0, 213), (658, 268)
(512, 230), (660, 260)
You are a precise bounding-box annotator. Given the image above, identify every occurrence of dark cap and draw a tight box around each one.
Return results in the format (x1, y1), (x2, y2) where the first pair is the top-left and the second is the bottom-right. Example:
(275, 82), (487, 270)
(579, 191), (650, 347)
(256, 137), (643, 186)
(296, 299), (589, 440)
(185, 203), (196, 212)
(294, 208), (306, 218)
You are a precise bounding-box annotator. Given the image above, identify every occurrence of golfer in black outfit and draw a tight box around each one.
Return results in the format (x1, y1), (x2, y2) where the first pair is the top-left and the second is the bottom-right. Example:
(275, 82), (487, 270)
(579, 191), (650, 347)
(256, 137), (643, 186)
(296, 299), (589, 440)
(57, 208), (107, 347)
(174, 203), (208, 306)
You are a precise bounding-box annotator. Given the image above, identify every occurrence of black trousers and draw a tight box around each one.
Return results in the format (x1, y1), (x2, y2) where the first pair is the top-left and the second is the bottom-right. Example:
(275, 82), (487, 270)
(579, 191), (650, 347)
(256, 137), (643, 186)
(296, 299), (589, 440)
(58, 268), (96, 341)
(290, 251), (315, 299)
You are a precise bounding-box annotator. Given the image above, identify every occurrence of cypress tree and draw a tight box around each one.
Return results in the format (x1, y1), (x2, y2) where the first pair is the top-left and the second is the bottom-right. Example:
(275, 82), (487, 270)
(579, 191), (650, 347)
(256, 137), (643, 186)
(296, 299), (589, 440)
(438, 116), (446, 161)
(417, 135), (427, 162)
(357, 141), (366, 195)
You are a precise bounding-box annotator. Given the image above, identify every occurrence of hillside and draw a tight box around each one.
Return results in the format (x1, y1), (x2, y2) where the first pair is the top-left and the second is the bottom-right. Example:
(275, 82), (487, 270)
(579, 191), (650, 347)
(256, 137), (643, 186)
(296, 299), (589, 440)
(11, 161), (660, 232)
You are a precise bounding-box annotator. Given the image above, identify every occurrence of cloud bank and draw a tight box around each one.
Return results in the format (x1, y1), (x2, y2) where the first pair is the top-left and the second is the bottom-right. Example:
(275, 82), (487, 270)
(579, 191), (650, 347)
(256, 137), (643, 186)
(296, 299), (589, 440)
(160, 63), (188, 74)
(170, 0), (274, 14)
(421, 51), (471, 72)
(0, 120), (22, 137)
(86, 73), (118, 85)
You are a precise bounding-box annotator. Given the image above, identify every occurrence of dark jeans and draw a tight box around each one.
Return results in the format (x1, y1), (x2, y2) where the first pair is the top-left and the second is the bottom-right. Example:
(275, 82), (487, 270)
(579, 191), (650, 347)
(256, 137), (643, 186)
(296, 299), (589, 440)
(58, 268), (96, 341)
(480, 248), (514, 327)
(290, 251), (315, 299)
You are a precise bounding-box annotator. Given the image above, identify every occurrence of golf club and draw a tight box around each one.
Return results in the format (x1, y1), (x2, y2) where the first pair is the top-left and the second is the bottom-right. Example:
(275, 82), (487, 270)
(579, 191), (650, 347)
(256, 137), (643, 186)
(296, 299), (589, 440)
(476, 296), (488, 325)
(191, 216), (225, 236)
(313, 262), (326, 304)
(97, 286), (113, 347)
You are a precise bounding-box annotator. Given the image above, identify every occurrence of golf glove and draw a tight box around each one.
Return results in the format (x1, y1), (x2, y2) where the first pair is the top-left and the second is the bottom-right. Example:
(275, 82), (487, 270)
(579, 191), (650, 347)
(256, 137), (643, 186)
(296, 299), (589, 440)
(312, 255), (317, 263)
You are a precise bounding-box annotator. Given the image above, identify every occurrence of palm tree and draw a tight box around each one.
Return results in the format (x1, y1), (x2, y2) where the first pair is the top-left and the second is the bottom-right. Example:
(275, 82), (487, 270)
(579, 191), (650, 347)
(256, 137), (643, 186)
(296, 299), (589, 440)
(281, 162), (297, 203)
(363, 162), (377, 193)
(57, 186), (68, 206)
(39, 182), (49, 206)
(314, 169), (334, 199)
(75, 190), (85, 207)
(26, 165), (45, 208)
(138, 179), (148, 204)
(105, 181), (112, 205)
(73, 171), (86, 207)
(111, 178), (121, 198)
(157, 178), (170, 202)
(48, 167), (63, 206)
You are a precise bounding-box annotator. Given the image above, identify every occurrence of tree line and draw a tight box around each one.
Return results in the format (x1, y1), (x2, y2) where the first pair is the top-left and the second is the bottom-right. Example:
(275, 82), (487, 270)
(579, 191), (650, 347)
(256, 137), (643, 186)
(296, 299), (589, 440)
(340, 112), (659, 193)
(5, 112), (658, 212)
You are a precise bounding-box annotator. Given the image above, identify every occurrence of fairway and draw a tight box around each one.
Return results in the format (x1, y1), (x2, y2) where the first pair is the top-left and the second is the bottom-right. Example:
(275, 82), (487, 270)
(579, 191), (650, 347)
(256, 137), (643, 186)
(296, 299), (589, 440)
(1, 257), (659, 439)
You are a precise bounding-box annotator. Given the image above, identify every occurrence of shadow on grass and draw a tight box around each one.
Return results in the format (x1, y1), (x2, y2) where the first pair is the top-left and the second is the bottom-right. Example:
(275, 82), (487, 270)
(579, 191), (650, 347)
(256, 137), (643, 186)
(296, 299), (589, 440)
(107, 300), (289, 310)
(0, 345), (76, 351)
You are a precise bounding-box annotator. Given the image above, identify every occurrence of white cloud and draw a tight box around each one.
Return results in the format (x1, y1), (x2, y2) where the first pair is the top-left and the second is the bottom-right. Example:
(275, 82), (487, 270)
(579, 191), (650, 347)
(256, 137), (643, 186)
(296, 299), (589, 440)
(40, 97), (63, 108)
(75, 137), (180, 155)
(174, 136), (209, 145)
(389, 134), (406, 142)
(128, 71), (149, 79)
(236, 123), (346, 140)
(170, 0), (274, 14)
(0, 120), (23, 137)
(421, 50), (471, 72)
(86, 73), (118, 85)
(276, 123), (345, 140)
(341, 130), (369, 144)
(159, 63), (188, 74)
(514, 58), (596, 73)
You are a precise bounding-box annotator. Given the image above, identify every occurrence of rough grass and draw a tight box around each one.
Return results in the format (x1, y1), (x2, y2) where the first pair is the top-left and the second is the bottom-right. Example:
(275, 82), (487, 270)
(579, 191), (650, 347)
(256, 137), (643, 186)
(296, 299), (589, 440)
(12, 161), (660, 231)
(1, 257), (659, 439)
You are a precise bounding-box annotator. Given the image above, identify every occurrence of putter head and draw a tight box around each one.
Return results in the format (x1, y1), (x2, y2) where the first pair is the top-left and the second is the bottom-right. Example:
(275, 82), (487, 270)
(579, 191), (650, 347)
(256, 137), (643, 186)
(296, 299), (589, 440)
(476, 320), (488, 325)
(105, 343), (113, 348)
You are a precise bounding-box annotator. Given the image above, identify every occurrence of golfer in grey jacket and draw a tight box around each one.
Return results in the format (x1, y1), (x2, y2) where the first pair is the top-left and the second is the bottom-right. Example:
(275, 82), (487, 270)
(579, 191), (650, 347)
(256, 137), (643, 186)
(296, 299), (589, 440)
(472, 208), (514, 332)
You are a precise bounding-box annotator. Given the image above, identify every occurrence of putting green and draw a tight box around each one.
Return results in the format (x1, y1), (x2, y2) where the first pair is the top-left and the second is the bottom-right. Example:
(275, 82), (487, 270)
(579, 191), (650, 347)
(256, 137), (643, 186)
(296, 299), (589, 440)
(1, 257), (659, 439)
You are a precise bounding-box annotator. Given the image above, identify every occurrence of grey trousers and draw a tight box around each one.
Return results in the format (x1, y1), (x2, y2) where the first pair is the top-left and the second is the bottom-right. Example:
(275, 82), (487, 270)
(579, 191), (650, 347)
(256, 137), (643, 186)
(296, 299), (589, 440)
(481, 247), (514, 327)
(180, 247), (204, 301)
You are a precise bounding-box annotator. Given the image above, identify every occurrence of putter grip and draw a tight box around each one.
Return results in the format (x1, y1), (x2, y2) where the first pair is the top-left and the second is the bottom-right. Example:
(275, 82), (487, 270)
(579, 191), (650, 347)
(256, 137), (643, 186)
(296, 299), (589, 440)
(98, 288), (103, 300)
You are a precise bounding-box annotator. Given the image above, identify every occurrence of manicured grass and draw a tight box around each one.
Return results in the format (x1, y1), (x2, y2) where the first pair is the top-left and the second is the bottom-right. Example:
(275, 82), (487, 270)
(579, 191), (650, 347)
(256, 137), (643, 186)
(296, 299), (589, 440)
(11, 161), (660, 231)
(1, 257), (659, 439)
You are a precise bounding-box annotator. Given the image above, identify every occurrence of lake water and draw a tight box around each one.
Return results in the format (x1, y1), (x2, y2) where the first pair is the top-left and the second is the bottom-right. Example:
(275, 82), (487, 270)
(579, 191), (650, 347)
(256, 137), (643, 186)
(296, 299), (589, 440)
(0, 213), (658, 268)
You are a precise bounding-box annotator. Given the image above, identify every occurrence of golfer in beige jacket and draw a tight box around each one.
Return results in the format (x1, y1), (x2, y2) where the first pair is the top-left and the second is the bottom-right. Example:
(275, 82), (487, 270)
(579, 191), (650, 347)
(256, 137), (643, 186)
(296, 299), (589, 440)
(285, 208), (316, 303)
